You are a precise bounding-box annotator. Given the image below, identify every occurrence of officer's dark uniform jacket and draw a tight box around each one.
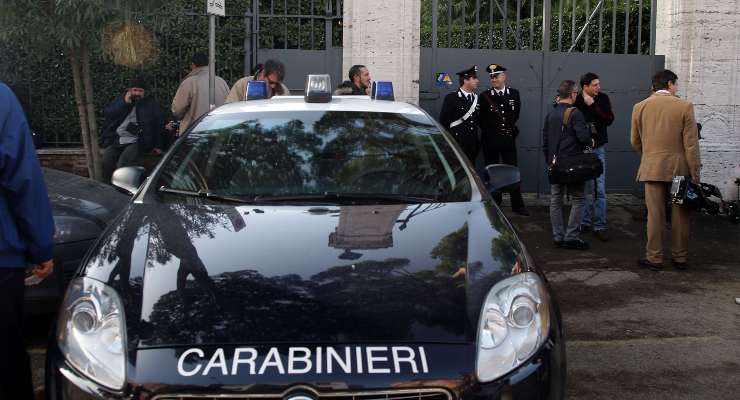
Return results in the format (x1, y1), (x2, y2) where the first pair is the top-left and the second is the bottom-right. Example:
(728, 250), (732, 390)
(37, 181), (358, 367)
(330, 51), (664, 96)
(479, 86), (521, 150)
(99, 94), (164, 152)
(439, 89), (480, 161)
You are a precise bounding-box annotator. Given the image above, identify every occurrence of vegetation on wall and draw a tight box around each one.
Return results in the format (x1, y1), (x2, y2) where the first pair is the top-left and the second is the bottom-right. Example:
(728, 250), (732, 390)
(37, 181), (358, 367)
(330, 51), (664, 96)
(1, 0), (648, 158)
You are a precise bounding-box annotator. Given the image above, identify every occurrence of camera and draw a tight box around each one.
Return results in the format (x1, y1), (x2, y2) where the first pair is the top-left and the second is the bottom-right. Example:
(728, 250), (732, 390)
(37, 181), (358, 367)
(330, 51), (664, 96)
(671, 175), (739, 224)
(125, 122), (144, 137)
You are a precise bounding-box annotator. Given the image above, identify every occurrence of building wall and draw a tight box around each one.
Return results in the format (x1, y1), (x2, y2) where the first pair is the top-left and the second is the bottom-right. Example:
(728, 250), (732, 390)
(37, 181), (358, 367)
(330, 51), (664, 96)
(37, 149), (89, 177)
(656, 0), (740, 199)
(342, 0), (421, 104)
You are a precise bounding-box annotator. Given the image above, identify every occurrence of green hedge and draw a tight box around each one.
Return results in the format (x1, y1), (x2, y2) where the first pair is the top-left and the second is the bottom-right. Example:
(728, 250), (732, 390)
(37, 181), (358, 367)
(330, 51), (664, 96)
(0, 0), (339, 147)
(1, 0), (648, 147)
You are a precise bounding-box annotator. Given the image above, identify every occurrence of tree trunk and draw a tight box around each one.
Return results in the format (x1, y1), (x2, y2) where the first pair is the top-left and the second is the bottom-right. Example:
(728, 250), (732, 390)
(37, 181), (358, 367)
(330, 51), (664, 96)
(80, 45), (103, 181)
(68, 49), (95, 179)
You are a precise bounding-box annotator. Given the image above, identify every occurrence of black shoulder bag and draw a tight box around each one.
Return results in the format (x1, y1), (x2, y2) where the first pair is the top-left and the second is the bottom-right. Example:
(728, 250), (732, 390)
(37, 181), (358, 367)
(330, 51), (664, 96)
(547, 107), (604, 184)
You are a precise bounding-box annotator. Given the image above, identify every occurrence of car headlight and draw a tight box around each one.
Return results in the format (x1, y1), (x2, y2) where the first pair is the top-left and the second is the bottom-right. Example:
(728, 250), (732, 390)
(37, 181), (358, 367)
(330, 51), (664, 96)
(57, 277), (127, 390)
(476, 271), (550, 382)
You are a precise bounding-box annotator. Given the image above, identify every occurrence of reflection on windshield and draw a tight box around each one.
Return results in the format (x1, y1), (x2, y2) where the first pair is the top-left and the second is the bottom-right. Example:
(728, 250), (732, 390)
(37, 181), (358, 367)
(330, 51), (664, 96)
(155, 111), (471, 203)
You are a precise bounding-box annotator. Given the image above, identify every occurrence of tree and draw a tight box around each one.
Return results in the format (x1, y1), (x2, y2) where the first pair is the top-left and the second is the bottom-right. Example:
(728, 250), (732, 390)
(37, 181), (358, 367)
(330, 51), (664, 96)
(0, 1), (164, 180)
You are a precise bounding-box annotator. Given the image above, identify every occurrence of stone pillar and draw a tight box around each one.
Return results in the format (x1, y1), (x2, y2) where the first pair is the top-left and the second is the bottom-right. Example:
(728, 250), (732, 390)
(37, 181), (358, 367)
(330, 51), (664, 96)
(342, 0), (420, 104)
(656, 0), (740, 199)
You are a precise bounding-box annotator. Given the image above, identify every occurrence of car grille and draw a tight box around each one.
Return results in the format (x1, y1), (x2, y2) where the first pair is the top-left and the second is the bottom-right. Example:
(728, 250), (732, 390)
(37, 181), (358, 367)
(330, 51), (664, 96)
(153, 388), (453, 400)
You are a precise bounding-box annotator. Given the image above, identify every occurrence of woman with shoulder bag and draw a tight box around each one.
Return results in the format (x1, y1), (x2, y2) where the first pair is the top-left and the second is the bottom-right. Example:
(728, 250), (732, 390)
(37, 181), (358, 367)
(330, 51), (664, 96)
(542, 80), (601, 250)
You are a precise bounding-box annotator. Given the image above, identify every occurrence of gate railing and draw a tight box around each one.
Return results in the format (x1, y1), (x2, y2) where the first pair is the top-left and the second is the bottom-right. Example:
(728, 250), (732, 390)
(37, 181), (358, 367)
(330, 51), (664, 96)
(245, 0), (343, 74)
(422, 0), (656, 54)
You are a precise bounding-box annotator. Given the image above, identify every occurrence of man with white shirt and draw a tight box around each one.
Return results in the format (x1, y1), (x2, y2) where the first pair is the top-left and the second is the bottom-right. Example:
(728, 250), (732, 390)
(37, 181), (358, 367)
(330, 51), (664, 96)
(439, 66), (481, 163)
(479, 63), (528, 216)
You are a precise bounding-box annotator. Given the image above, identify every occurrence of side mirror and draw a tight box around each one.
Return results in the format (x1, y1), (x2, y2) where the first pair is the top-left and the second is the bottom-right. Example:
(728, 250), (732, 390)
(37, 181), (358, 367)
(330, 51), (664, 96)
(111, 166), (146, 195)
(486, 164), (521, 193)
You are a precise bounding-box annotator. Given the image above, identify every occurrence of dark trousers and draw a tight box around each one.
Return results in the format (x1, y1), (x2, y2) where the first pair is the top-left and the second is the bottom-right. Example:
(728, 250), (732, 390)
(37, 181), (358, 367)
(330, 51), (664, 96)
(102, 143), (140, 184)
(452, 133), (480, 166)
(483, 143), (525, 210)
(0, 268), (34, 400)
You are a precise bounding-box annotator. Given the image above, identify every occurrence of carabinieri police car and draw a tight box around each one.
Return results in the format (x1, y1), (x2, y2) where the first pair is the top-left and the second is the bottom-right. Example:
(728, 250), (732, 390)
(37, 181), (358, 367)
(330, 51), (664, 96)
(46, 76), (566, 399)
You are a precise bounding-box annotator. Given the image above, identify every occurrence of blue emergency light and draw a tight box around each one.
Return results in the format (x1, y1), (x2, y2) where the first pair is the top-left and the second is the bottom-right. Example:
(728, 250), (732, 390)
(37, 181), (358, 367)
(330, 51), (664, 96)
(305, 74), (332, 103)
(371, 81), (394, 101)
(246, 80), (268, 100)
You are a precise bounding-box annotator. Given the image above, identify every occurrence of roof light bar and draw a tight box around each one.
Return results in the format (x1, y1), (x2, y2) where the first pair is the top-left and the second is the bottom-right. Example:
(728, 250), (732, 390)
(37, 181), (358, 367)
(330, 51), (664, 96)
(305, 74), (332, 103)
(371, 81), (395, 101)
(246, 80), (268, 100)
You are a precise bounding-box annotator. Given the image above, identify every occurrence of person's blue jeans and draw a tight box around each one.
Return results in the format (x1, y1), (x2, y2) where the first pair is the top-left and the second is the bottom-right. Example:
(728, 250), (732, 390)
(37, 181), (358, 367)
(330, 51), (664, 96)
(550, 182), (585, 242)
(582, 145), (607, 231)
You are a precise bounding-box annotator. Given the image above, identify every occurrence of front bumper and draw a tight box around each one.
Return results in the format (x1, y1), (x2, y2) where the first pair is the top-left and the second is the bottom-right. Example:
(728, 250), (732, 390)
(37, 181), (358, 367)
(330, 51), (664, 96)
(47, 333), (565, 400)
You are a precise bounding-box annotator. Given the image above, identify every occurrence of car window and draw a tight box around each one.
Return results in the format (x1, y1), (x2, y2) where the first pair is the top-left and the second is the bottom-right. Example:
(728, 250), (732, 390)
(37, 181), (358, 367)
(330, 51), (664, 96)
(154, 110), (471, 203)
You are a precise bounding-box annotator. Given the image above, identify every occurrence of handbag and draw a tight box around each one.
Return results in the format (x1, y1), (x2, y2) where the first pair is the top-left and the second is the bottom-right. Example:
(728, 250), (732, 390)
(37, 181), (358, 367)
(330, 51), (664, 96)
(547, 107), (604, 184)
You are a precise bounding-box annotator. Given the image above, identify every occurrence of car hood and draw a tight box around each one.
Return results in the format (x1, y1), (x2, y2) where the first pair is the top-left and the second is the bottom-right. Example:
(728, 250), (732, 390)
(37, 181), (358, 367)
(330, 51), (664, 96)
(44, 168), (129, 243)
(83, 201), (526, 349)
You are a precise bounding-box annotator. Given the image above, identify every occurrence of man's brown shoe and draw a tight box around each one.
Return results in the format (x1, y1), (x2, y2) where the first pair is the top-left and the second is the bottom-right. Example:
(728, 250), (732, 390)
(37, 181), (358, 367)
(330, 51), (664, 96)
(673, 260), (688, 270)
(638, 258), (663, 272)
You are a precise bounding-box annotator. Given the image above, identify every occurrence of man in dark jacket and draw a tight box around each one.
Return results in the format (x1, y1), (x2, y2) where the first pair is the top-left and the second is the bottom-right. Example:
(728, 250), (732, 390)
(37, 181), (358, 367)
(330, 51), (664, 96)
(99, 77), (164, 184)
(337, 65), (371, 95)
(439, 66), (481, 163)
(574, 72), (614, 240)
(0, 83), (55, 399)
(478, 63), (529, 216)
(543, 80), (593, 250)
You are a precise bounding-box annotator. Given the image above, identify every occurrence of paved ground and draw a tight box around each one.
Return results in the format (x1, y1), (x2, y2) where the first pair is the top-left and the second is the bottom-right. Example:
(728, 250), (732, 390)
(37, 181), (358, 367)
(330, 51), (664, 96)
(505, 200), (740, 399)
(26, 199), (740, 399)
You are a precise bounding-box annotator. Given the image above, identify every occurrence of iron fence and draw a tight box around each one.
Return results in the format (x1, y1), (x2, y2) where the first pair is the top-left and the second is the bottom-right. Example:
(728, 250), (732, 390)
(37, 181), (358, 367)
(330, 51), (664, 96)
(2, 0), (343, 147)
(421, 0), (656, 54)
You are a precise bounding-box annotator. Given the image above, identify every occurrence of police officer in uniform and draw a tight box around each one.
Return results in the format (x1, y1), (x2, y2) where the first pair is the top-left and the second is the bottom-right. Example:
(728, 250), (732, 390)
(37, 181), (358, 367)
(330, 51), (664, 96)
(439, 66), (481, 163)
(479, 63), (529, 216)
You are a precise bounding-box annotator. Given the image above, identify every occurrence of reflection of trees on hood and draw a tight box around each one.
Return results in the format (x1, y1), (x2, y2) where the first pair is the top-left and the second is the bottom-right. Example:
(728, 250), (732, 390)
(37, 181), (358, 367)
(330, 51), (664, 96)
(431, 223), (469, 277)
(86, 203), (237, 346)
(143, 256), (467, 346)
(146, 204), (233, 265)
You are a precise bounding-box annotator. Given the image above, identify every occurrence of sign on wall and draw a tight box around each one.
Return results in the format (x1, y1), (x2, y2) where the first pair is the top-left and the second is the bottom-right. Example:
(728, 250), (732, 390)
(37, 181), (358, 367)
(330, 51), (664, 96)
(207, 0), (225, 16)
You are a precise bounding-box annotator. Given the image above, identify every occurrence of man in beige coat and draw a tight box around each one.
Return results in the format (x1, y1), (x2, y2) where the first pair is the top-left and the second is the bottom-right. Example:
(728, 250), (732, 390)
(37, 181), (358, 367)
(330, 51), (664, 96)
(225, 59), (289, 103)
(171, 53), (230, 135)
(631, 69), (701, 271)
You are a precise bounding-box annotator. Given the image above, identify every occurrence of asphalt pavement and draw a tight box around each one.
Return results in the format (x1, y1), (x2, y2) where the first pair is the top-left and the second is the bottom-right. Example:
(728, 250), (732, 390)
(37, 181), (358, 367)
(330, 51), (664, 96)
(27, 198), (740, 399)
(506, 198), (740, 399)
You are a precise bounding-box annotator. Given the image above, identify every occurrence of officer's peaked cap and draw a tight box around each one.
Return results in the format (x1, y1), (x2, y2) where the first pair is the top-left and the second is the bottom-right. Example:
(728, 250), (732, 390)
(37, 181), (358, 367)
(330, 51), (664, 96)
(486, 64), (507, 75)
(456, 66), (478, 79)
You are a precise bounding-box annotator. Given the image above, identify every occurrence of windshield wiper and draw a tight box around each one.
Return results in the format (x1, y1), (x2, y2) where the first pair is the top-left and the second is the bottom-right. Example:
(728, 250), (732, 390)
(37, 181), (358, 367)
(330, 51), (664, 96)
(253, 192), (437, 204)
(158, 186), (255, 204)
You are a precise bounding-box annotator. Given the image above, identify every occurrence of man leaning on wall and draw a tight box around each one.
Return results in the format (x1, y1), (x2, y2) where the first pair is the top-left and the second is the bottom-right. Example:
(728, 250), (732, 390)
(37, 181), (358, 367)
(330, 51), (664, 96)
(226, 59), (289, 103)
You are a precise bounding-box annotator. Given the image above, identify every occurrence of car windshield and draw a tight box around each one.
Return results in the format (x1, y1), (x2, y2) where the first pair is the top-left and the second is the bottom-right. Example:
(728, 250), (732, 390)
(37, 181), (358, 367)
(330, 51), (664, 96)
(153, 110), (471, 204)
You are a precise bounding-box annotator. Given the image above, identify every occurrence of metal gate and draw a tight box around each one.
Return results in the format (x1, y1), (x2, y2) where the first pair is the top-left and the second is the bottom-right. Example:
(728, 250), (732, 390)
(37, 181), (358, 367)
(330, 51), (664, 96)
(419, 0), (664, 194)
(244, 0), (344, 93)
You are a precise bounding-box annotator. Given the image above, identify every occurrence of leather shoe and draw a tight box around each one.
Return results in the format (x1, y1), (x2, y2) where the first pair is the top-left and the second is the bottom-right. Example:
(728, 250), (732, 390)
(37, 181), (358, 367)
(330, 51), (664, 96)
(580, 224), (591, 233)
(673, 260), (688, 270)
(513, 207), (530, 216)
(562, 239), (590, 250)
(553, 240), (564, 248)
(638, 258), (663, 271)
(594, 229), (610, 241)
